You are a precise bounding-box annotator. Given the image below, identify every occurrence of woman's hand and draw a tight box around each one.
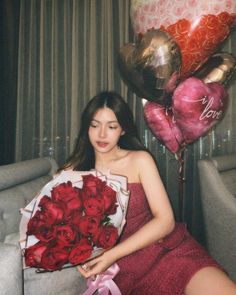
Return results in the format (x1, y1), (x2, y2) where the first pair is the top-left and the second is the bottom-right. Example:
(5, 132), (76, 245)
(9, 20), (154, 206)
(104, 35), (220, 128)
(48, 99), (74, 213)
(77, 250), (117, 279)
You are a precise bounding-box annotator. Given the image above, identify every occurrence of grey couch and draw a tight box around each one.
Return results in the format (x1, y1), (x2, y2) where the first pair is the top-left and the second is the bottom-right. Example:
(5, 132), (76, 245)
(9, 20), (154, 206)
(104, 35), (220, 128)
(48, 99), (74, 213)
(0, 157), (87, 295)
(198, 154), (236, 282)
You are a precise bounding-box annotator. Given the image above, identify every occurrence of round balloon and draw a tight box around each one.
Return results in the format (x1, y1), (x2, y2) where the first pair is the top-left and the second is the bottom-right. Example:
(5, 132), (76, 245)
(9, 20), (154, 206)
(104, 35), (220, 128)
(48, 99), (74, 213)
(195, 52), (236, 87)
(130, 0), (236, 78)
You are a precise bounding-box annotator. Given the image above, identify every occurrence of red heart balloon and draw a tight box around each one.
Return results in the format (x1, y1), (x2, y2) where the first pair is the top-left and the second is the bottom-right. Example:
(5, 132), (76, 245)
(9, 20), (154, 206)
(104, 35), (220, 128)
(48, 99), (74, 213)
(172, 77), (228, 143)
(143, 102), (184, 153)
(162, 14), (235, 78)
(131, 0), (236, 78)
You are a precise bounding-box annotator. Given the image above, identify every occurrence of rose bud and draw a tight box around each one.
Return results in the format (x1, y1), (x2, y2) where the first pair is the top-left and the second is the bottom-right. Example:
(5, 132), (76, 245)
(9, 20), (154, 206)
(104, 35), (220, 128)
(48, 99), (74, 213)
(78, 215), (101, 237)
(68, 238), (93, 265)
(40, 246), (69, 270)
(67, 210), (83, 228)
(83, 196), (105, 217)
(51, 182), (81, 203)
(24, 242), (47, 268)
(97, 225), (118, 249)
(101, 185), (118, 215)
(38, 196), (64, 225)
(51, 182), (83, 215)
(82, 174), (105, 197)
(56, 224), (77, 246)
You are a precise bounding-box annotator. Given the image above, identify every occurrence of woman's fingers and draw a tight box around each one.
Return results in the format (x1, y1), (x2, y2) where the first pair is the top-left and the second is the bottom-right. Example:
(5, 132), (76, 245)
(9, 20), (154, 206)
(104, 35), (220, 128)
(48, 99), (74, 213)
(77, 258), (100, 278)
(82, 257), (100, 270)
(77, 265), (90, 278)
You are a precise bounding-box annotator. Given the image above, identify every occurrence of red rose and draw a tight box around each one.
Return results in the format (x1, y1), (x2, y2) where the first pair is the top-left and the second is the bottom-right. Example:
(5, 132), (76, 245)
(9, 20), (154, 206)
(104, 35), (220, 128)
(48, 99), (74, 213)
(68, 238), (93, 265)
(83, 195), (105, 216)
(39, 196), (64, 225)
(56, 224), (77, 246)
(27, 210), (44, 234)
(24, 241), (47, 268)
(27, 210), (57, 242)
(33, 223), (56, 242)
(51, 181), (82, 212)
(97, 225), (118, 249)
(40, 246), (69, 270)
(101, 185), (117, 215)
(78, 215), (101, 237)
(67, 210), (83, 227)
(82, 174), (105, 197)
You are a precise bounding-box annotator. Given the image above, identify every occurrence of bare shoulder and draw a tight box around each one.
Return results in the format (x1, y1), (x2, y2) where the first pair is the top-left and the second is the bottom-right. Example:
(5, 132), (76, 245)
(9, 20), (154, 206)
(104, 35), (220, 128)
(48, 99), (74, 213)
(128, 150), (155, 166)
(128, 150), (161, 182)
(114, 150), (158, 183)
(128, 150), (157, 174)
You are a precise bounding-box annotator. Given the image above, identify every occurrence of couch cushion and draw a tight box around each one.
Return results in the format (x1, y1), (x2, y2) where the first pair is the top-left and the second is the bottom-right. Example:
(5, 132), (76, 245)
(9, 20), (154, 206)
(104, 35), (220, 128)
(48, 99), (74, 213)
(0, 157), (58, 242)
(220, 169), (236, 197)
(0, 175), (52, 242)
(0, 243), (23, 295)
(24, 266), (87, 295)
(4, 232), (20, 245)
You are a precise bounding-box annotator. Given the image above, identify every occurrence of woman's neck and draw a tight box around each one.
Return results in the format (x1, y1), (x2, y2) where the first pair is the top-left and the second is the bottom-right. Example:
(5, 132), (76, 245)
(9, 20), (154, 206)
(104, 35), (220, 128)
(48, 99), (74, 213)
(95, 147), (129, 173)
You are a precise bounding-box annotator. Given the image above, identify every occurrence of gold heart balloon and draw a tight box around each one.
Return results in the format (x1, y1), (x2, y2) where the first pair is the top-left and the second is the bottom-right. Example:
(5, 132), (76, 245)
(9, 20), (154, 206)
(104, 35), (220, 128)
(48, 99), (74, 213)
(195, 52), (236, 87)
(118, 29), (181, 105)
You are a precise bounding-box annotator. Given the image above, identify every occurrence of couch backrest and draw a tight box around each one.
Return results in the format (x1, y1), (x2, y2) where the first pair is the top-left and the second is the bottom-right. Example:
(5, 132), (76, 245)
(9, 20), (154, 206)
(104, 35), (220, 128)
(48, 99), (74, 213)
(0, 158), (58, 242)
(211, 154), (236, 196)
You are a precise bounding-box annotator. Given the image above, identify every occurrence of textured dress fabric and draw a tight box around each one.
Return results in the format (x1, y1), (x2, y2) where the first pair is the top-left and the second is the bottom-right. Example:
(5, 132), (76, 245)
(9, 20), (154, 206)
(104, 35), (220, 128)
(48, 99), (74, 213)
(113, 183), (223, 295)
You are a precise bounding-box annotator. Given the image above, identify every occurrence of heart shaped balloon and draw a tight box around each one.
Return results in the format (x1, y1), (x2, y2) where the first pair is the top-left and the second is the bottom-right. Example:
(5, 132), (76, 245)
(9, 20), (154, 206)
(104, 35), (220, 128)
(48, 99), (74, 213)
(172, 77), (228, 144)
(143, 77), (228, 153)
(118, 29), (181, 104)
(143, 102), (184, 153)
(130, 0), (236, 78)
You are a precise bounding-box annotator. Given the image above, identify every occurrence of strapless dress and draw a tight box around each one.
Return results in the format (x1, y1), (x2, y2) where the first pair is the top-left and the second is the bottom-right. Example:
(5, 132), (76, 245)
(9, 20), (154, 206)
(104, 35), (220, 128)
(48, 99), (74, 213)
(112, 183), (222, 295)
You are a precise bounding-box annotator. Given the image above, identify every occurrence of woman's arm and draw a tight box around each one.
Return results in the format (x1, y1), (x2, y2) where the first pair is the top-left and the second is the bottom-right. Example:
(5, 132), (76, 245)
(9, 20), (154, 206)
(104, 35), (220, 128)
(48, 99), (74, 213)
(78, 151), (175, 278)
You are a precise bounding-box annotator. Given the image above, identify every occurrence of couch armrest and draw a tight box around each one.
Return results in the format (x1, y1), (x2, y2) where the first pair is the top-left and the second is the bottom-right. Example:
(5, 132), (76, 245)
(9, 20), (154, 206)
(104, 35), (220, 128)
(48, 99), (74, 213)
(198, 159), (236, 281)
(0, 243), (23, 295)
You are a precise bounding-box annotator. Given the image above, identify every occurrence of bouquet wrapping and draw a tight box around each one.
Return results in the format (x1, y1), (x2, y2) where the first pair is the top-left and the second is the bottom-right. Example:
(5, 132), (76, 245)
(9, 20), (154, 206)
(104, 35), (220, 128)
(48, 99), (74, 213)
(19, 169), (129, 272)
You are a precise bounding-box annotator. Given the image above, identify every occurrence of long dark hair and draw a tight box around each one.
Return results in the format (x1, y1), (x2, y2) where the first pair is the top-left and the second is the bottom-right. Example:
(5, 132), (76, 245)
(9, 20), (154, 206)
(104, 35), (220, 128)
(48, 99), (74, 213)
(61, 91), (148, 171)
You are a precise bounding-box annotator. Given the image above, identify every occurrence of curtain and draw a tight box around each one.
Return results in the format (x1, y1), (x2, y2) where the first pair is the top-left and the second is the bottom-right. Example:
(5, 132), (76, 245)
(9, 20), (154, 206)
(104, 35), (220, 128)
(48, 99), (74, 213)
(16, 0), (236, 241)
(16, 0), (131, 164)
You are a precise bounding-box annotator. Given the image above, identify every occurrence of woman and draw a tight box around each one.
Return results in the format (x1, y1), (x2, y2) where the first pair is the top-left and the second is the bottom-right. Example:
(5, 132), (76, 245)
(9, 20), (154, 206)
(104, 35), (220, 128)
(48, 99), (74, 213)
(61, 91), (236, 295)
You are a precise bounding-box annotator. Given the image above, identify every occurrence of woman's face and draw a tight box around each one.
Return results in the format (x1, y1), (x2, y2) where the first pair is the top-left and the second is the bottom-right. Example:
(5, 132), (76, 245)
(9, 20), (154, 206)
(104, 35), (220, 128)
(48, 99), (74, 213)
(88, 107), (124, 154)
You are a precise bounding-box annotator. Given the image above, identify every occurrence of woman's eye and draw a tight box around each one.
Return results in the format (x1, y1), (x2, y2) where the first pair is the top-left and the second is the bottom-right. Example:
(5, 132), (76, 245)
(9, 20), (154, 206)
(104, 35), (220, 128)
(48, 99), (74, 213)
(109, 126), (118, 130)
(90, 123), (98, 128)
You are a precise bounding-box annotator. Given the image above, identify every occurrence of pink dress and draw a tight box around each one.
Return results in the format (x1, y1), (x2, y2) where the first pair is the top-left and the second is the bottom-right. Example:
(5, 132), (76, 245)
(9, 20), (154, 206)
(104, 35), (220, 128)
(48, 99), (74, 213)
(113, 183), (223, 295)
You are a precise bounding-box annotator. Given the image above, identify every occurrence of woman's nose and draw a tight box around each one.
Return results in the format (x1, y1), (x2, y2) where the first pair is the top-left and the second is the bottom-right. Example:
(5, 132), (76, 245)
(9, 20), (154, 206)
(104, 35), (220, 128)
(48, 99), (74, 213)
(99, 126), (106, 138)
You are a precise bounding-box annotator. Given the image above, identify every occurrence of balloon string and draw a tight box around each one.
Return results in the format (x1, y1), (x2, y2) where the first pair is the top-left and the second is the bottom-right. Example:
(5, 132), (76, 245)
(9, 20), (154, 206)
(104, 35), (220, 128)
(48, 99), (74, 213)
(175, 146), (186, 222)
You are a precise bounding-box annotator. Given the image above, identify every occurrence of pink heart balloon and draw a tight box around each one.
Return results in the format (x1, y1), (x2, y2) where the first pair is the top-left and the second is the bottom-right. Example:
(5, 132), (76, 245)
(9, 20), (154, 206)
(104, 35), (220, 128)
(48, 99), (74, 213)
(172, 77), (228, 143)
(143, 102), (184, 153)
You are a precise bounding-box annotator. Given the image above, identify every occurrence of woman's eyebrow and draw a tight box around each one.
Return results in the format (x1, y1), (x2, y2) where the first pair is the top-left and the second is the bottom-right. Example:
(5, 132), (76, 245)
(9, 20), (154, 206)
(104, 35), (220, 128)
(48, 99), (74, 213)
(91, 119), (118, 123)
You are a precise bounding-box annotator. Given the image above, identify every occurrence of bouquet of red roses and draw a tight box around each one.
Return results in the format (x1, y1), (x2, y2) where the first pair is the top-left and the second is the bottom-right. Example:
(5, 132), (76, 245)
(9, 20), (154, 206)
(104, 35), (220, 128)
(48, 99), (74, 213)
(19, 170), (129, 271)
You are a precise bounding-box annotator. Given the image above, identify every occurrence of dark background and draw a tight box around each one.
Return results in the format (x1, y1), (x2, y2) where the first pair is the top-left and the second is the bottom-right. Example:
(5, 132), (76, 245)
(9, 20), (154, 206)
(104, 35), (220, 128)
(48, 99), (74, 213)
(0, 0), (20, 165)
